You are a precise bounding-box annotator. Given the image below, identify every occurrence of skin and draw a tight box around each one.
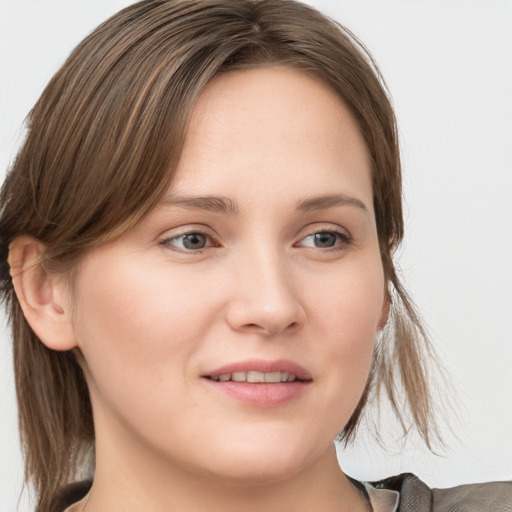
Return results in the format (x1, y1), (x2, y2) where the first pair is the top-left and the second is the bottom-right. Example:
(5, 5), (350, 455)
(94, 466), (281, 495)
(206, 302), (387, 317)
(11, 66), (388, 511)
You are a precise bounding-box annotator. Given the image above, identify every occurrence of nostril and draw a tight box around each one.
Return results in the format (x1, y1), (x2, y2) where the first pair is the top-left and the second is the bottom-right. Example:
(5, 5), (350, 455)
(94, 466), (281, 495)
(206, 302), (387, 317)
(241, 321), (301, 335)
(241, 323), (262, 331)
(285, 321), (301, 332)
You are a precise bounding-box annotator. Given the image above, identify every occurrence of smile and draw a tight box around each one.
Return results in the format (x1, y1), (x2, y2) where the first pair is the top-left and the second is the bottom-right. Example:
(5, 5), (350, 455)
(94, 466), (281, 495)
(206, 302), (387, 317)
(207, 371), (299, 383)
(202, 360), (312, 406)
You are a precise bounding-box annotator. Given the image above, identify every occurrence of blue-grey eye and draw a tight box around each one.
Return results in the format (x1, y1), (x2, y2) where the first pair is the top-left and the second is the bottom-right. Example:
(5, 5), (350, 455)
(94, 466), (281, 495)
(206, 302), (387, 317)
(180, 233), (207, 250)
(313, 232), (337, 247)
(298, 230), (348, 249)
(165, 232), (210, 251)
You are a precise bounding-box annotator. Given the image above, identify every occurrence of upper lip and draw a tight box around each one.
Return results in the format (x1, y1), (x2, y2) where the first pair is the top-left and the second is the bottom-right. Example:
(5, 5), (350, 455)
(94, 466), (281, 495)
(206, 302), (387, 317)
(202, 359), (312, 381)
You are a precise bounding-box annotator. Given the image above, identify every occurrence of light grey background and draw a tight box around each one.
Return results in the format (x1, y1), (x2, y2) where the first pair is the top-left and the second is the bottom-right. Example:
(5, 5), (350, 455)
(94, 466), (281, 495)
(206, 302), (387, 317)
(1, 1), (511, 511)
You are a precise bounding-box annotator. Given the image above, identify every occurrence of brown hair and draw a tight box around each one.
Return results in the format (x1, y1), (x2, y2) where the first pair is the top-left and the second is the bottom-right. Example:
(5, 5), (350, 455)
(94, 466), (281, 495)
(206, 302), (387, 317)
(0, 0), (440, 510)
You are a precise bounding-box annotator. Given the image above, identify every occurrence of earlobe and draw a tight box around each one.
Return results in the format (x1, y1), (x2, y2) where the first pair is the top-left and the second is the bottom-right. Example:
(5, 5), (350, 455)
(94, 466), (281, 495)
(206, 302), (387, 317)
(8, 235), (77, 351)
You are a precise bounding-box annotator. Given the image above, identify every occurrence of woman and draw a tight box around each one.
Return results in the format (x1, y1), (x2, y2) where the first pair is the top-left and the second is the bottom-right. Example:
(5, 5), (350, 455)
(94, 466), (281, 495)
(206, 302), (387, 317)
(0, 1), (510, 511)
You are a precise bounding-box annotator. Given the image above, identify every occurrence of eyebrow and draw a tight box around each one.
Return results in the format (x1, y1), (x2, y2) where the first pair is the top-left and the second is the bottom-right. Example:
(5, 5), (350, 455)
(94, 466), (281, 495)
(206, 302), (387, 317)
(296, 194), (369, 213)
(159, 193), (368, 215)
(159, 195), (240, 214)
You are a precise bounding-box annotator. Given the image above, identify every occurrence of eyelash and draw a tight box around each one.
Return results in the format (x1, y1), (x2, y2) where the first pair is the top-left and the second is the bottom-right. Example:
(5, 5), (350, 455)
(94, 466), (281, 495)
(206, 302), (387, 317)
(160, 228), (351, 253)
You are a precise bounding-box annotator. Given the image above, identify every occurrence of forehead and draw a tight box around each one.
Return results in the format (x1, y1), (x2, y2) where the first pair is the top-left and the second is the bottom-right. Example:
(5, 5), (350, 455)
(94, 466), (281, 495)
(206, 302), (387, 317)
(171, 66), (373, 211)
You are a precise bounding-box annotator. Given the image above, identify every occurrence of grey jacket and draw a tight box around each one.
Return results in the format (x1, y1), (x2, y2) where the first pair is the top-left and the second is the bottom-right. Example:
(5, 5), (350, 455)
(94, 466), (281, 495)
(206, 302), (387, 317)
(372, 473), (512, 512)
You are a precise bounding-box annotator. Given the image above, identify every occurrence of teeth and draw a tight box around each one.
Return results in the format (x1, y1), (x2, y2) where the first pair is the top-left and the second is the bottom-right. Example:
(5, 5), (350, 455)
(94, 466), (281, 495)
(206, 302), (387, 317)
(247, 371), (265, 383)
(264, 372), (281, 383)
(210, 371), (298, 383)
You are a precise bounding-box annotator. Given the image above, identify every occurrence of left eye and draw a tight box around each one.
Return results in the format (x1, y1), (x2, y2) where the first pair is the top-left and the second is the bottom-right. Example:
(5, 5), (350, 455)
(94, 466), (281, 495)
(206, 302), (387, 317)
(297, 231), (348, 249)
(164, 232), (212, 251)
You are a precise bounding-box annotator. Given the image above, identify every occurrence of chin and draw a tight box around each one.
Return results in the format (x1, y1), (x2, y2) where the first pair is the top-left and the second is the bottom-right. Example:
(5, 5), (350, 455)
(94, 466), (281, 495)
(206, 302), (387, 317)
(191, 428), (324, 486)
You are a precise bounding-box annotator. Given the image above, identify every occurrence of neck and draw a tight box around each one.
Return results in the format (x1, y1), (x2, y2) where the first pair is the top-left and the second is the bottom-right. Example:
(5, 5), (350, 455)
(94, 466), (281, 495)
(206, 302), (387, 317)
(85, 448), (366, 512)
(83, 411), (368, 512)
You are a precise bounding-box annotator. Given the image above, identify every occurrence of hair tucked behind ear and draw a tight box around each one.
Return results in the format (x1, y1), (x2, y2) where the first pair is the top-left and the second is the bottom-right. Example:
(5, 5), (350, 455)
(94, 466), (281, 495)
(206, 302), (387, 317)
(0, 1), (444, 510)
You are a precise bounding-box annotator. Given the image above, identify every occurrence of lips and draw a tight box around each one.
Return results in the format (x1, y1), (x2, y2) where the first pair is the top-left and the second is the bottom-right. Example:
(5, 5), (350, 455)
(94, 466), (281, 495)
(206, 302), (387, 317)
(201, 359), (312, 407)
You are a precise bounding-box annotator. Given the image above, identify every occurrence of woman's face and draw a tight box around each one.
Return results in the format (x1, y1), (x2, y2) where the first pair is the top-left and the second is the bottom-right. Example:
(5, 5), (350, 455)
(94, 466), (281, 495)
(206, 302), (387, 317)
(69, 66), (387, 483)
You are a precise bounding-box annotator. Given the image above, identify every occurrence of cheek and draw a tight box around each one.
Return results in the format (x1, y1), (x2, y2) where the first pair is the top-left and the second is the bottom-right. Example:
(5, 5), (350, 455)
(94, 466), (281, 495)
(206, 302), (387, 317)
(71, 253), (221, 397)
(303, 258), (384, 413)
(306, 255), (386, 340)
(70, 253), (233, 458)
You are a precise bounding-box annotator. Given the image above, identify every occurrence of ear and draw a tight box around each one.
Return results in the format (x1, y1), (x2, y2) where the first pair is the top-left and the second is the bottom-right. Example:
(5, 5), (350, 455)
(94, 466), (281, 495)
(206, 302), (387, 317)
(8, 235), (78, 351)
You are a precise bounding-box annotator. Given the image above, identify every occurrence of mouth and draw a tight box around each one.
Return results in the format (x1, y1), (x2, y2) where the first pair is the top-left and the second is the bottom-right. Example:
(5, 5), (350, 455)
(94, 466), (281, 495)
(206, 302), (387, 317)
(202, 359), (312, 383)
(201, 360), (312, 406)
(205, 371), (302, 383)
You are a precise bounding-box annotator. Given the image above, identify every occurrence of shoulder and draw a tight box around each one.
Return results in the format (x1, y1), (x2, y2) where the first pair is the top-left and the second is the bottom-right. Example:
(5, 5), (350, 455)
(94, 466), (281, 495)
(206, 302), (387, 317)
(371, 473), (512, 512)
(431, 480), (512, 512)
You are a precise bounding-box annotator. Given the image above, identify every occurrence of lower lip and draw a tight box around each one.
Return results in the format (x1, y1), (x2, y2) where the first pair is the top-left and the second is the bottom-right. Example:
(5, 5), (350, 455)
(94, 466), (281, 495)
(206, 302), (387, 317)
(203, 379), (311, 407)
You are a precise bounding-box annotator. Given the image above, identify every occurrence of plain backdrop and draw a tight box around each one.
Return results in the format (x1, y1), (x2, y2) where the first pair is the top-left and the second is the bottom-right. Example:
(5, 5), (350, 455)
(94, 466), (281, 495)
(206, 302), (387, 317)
(1, 1), (511, 511)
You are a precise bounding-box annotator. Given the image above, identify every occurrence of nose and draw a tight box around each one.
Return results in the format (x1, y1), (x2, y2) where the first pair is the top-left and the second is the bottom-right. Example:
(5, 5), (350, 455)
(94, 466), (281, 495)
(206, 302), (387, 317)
(225, 248), (306, 336)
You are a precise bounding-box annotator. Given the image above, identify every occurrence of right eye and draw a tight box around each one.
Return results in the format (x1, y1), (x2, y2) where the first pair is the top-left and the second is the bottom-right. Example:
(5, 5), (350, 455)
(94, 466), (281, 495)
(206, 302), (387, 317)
(161, 231), (216, 252)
